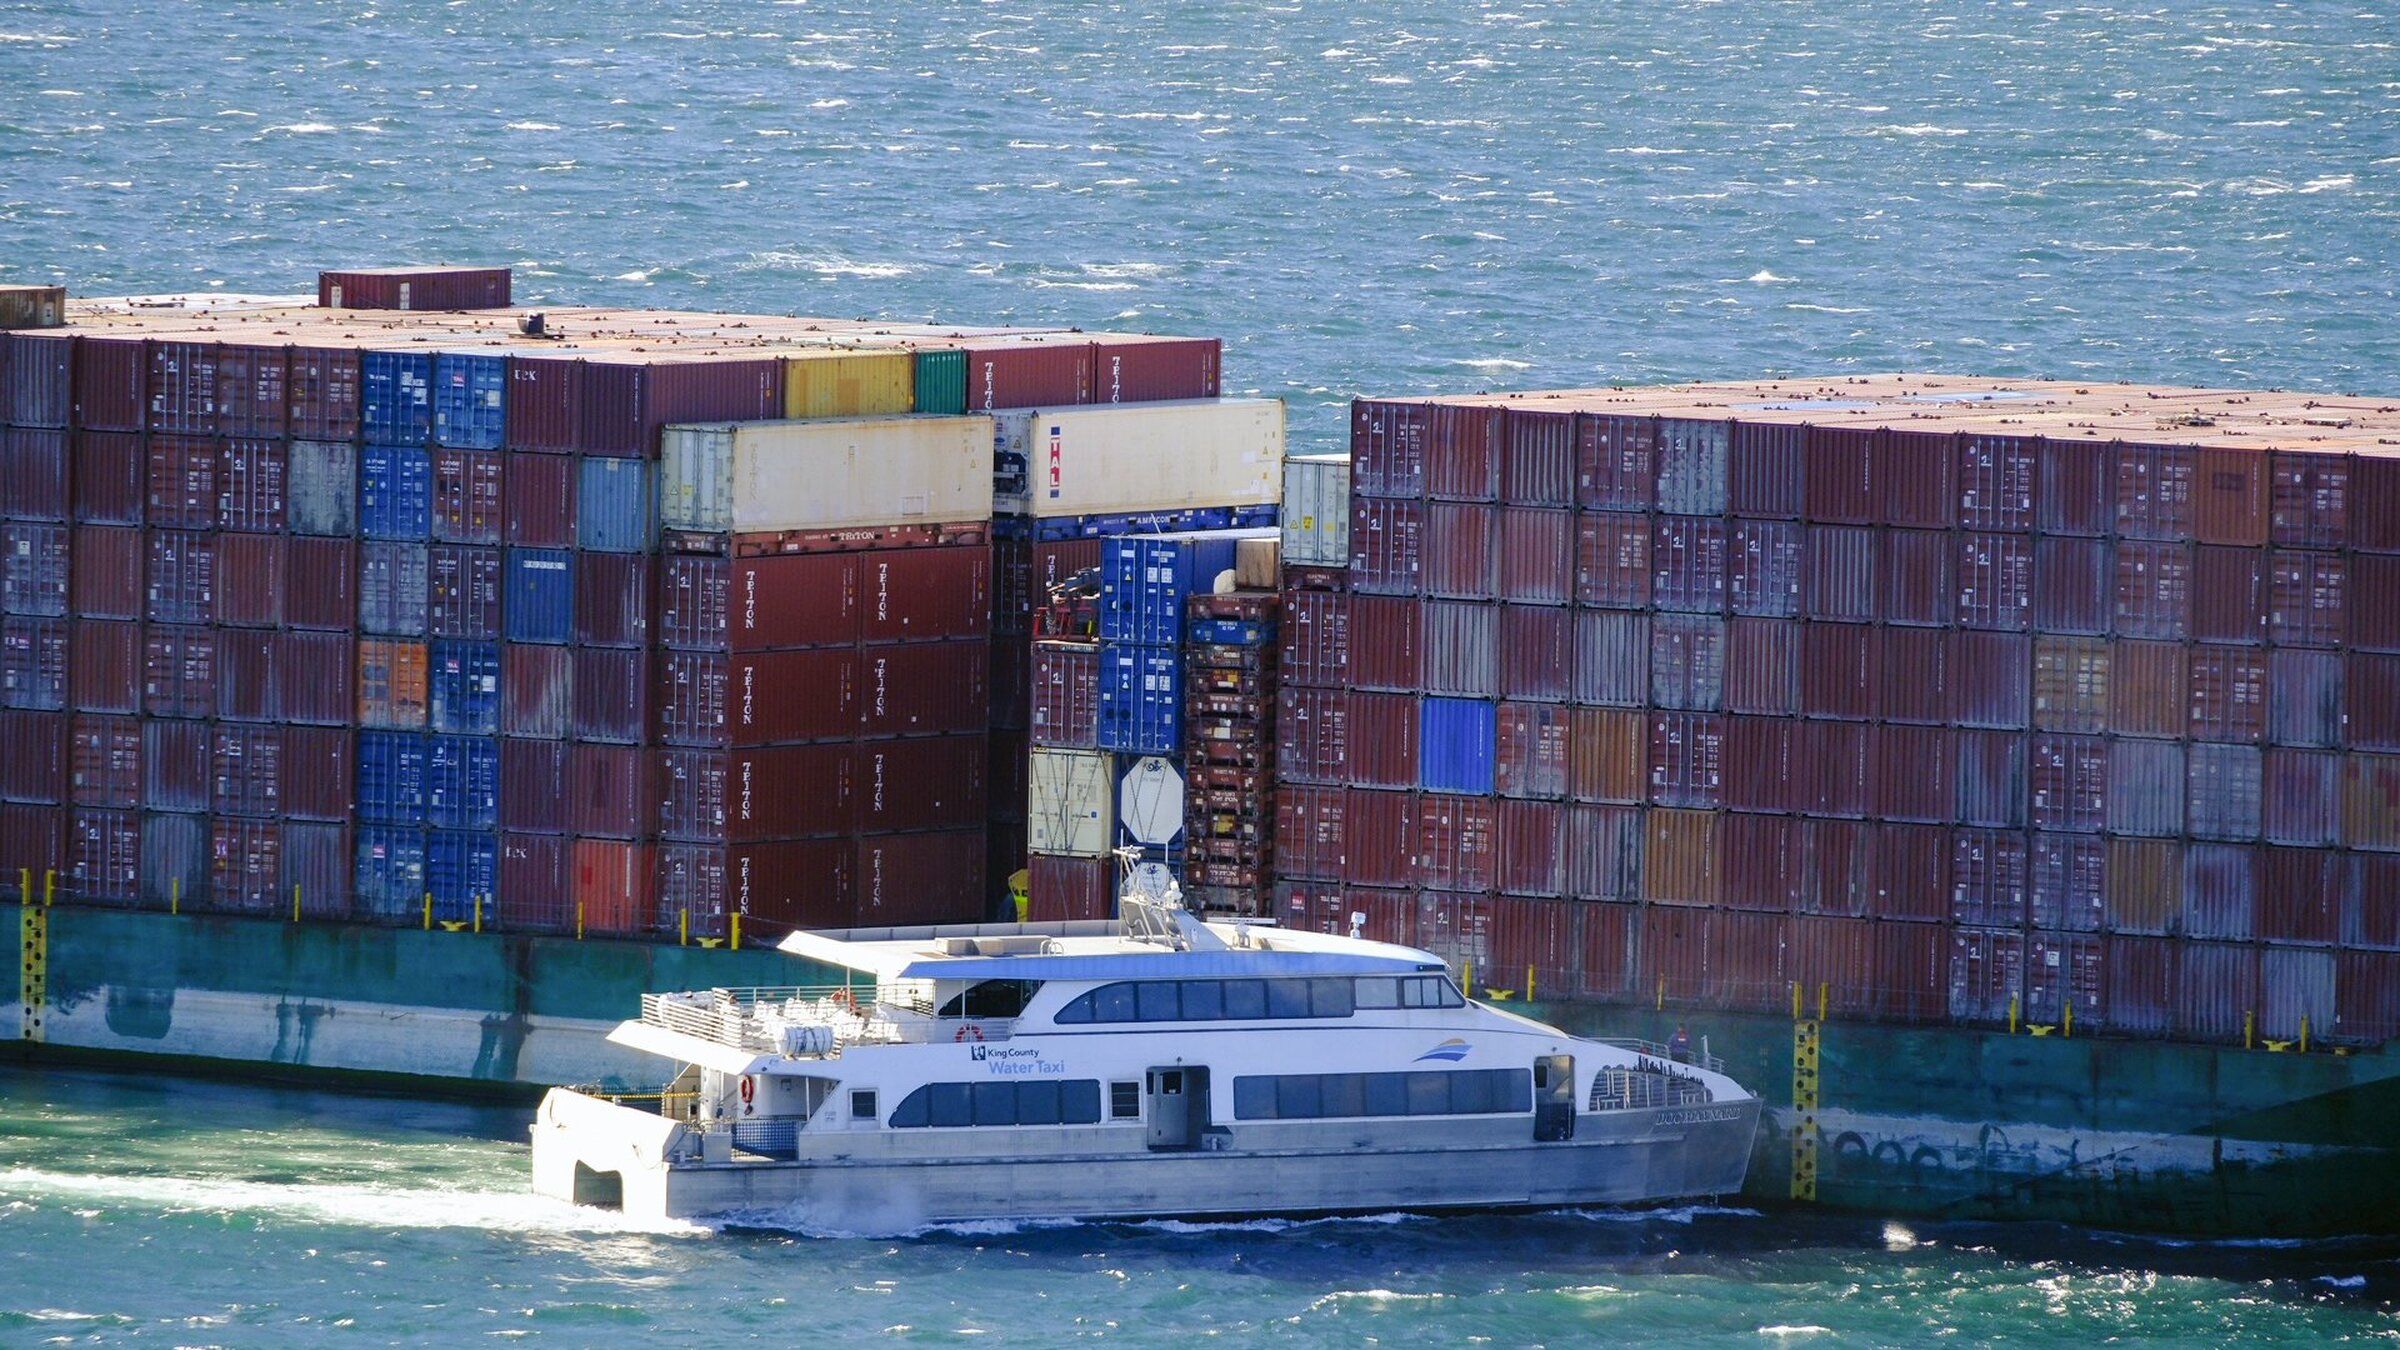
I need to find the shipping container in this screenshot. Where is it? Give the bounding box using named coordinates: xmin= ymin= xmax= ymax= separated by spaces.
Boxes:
xmin=281 ymin=725 xmax=354 ymax=821
xmin=1420 ymin=600 xmax=1498 ymax=698
xmin=218 ymin=437 xmax=287 ymax=533
xmin=3 ymin=521 xmax=68 ymax=617
xmin=70 ymin=618 xmax=139 ymax=714
xmin=360 ymin=444 xmax=433 ymax=540
xmin=144 ymin=434 xmax=215 ymax=530
xmin=214 ymin=343 xmax=288 ymax=440
xmin=571 ymin=646 xmax=653 ymax=745
xmin=2 ymin=332 xmax=73 ymax=427
xmin=2114 ymin=540 xmax=2192 ymax=640
xmin=1949 ymin=928 xmax=2024 ymax=1024
xmin=1095 ymin=643 xmax=1181 ymax=756
xmin=503 ymin=548 xmax=573 ymax=644
xmin=2032 ymin=536 xmax=2111 ymax=635
xmin=425 ymin=829 xmax=498 ymax=919
xmin=1031 ymin=640 xmax=1101 ymax=748
xmin=139 ymin=528 xmax=210 ymax=625
xmin=2038 ymin=437 xmax=2113 ymax=536
xmin=431 ymin=351 xmax=507 ymax=450
xmin=2174 ymin=942 xmax=2259 ymax=1043
xmin=1414 ymin=792 xmax=1496 ymax=892
xmin=1655 ymin=418 xmax=1729 ymax=516
xmin=288 ymin=439 xmax=357 ymax=537
xmin=71 ymin=431 xmax=143 ymax=525
xmin=67 ymin=526 xmax=138 ymax=619
xmin=357 ymin=541 xmax=428 ymax=637
xmin=2025 ymin=931 xmax=2102 ymax=1028
xmin=426 ymin=638 xmax=500 ymax=736
xmin=1279 ymin=588 xmax=1350 ymax=689
xmin=578 ymin=356 xmax=784 ymax=459
xmin=1339 ymin=788 xmax=1416 ymax=887
xmin=1493 ymin=701 xmax=1569 ymax=801
xmin=661 ymin=415 xmax=993 ymax=535
xmin=1115 ymin=754 xmax=1183 ymax=855
xmin=1 ymin=615 xmax=66 ymax=710
xmin=67 ymin=714 xmax=139 ymax=809
xmin=1348 ymin=496 xmax=1422 ymax=596
xmin=213 ymin=533 xmax=286 ymax=629
xmin=1 ymin=427 xmax=68 ymax=521
xmin=360 ymin=351 xmax=433 ymax=446
xmin=1416 ymin=697 xmax=1496 ymax=795
xmin=1100 ymin=531 xmax=1249 ymax=645
xmin=137 ymin=718 xmax=206 ymax=813
xmin=208 ymin=723 xmax=281 ymax=818
xmin=354 ymin=824 xmax=427 ymax=920
xmin=1957 ymin=434 xmax=2037 ymax=532
xmin=213 ymin=628 xmax=280 ymax=722
xmin=1878 ymin=529 xmax=1954 ymax=627
xmin=73 ymin=336 xmax=144 ymax=432
xmin=1652 ymin=516 xmax=1727 ymax=613
xmin=1576 ymin=513 xmax=1652 ymax=609
xmin=1421 ymin=502 xmax=1496 ymax=600
xmin=2191 ymin=546 xmax=2266 ymax=645
xmin=1351 ymin=401 xmax=1428 ymax=500
xmin=358 ymin=730 xmax=430 ymax=826
xmin=1027 ymin=747 xmax=1113 ymax=857
xmin=320 ymin=266 xmax=512 ymax=311
xmin=65 ymin=808 xmax=137 ymax=903
xmin=424 ymin=734 xmax=499 ymax=832
xmin=289 ymin=348 xmax=362 ymax=443
xmin=1562 ymin=804 xmax=1642 ymax=902
xmin=1281 ymin=455 xmax=1351 ymax=567
xmin=429 ymin=447 xmax=504 ymax=546
xmin=277 ymin=630 xmax=353 ymax=726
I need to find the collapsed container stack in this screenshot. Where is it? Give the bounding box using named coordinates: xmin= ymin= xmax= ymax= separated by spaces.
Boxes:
xmin=0 ymin=271 xmax=1263 ymax=943
xmin=1274 ymin=375 xmax=2400 ymax=1045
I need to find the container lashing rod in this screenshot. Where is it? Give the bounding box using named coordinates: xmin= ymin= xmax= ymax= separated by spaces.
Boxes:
xmin=1790 ymin=987 xmax=1821 ymax=1203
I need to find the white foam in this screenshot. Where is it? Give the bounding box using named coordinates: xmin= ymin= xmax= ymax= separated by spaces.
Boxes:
xmin=0 ymin=1167 xmax=705 ymax=1237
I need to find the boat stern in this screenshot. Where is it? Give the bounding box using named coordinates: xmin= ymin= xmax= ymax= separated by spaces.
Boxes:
xmin=530 ymin=1086 xmax=692 ymax=1217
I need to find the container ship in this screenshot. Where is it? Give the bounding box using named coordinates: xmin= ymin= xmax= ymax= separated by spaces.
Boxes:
xmin=3 ymin=271 xmax=2395 ymax=1237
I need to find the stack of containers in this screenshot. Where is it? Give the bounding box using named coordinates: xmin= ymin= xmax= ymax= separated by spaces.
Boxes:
xmin=1181 ymin=583 xmax=1280 ymax=914
xmin=655 ymin=412 xmax=997 ymax=938
xmin=1272 ymin=381 xmax=2400 ymax=1047
xmin=1025 ymin=637 xmax=1112 ymax=921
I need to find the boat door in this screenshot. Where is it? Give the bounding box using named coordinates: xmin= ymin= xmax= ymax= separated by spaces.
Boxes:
xmin=1534 ymin=1055 xmax=1575 ymax=1142
xmin=1145 ymin=1066 xmax=1210 ymax=1150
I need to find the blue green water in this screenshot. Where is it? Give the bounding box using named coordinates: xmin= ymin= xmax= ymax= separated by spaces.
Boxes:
xmin=6 ymin=0 xmax=2400 ymax=1338
xmin=1 ymin=1068 xmax=2394 ymax=1345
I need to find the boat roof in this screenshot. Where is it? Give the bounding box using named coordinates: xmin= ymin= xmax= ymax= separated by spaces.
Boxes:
xmin=778 ymin=919 xmax=1445 ymax=983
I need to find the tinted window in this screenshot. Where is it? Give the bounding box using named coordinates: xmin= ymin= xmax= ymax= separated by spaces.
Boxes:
xmin=1222 ymin=980 xmax=1268 ymax=1020
xmin=1110 ymin=1082 xmax=1140 ymax=1119
xmin=1136 ymin=982 xmax=1181 ymax=1022
xmin=1321 ymin=1073 xmax=1367 ymax=1117
xmin=887 ymin=1080 xmax=1108 ymax=1128
xmin=889 ymin=1088 xmax=929 ymax=1127
xmin=1406 ymin=1073 xmax=1450 ymax=1115
xmin=1354 ymin=977 xmax=1401 ymax=1009
xmin=1266 ymin=981 xmax=1310 ymax=1019
xmin=1309 ymin=978 xmax=1354 ymax=1018
xmin=1275 ymin=1075 xmax=1321 ymax=1119
xmin=1400 ymin=978 xmax=1429 ymax=1009
xmin=1062 ymin=1081 xmax=1103 ymax=1125
xmin=1055 ymin=993 xmax=1093 ymax=1024
xmin=929 ymin=1082 xmax=973 ymax=1127
xmin=938 ymin=979 xmax=1041 ymax=1019
xmin=1181 ymin=980 xmax=1224 ymax=1020
xmin=1364 ymin=1072 xmax=1410 ymax=1117
xmin=1451 ymin=1071 xmax=1495 ymax=1114
xmin=1234 ymin=1077 xmax=1277 ymax=1120
xmin=1091 ymin=983 xmax=1138 ymax=1022
xmin=1016 ymin=1081 xmax=1062 ymax=1126
xmin=972 ymin=1082 xmax=1015 ymax=1126
xmin=850 ymin=1090 xmax=878 ymax=1120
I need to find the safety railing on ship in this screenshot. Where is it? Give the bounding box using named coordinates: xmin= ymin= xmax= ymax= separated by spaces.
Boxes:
xmin=1593 ymin=1036 xmax=1725 ymax=1076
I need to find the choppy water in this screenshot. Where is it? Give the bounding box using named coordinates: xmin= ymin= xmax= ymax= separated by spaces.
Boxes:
xmin=1 ymin=1067 xmax=2395 ymax=1346
xmin=5 ymin=1 xmax=2400 ymax=1339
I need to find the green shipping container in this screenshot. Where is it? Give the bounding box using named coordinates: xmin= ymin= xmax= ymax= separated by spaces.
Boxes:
xmin=913 ymin=349 xmax=968 ymax=415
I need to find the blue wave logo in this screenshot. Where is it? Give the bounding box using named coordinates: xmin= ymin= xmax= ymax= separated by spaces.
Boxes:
xmin=1414 ymin=1038 xmax=1471 ymax=1063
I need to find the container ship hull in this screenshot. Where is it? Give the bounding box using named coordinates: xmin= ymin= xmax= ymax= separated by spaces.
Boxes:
xmin=10 ymin=902 xmax=2395 ymax=1237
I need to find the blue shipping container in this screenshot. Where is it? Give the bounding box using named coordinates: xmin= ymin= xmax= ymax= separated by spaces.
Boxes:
xmin=429 ymin=638 xmax=501 ymax=735
xmin=1096 ymin=642 xmax=1181 ymax=755
xmin=1188 ymin=617 xmax=1276 ymax=646
xmin=1099 ymin=531 xmax=1249 ymax=646
xmin=427 ymin=735 xmax=499 ymax=831
xmin=1419 ymin=697 xmax=1498 ymax=795
xmin=431 ymin=352 xmax=508 ymax=450
xmin=358 ymin=541 xmax=430 ymax=637
xmin=1231 ymin=503 xmax=1280 ymax=529
xmin=357 ymin=730 xmax=429 ymax=826
xmin=360 ymin=444 xmax=434 ymax=540
xmin=426 ymin=830 xmax=498 ymax=921
xmin=1039 ymin=507 xmax=1240 ymax=543
xmin=504 ymin=548 xmax=575 ymax=643
xmin=354 ymin=825 xmax=427 ymax=919
xmin=576 ymin=456 xmax=655 ymax=553
xmin=361 ymin=351 xmax=433 ymax=446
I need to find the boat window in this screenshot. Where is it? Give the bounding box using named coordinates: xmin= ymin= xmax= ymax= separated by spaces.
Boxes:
xmin=1136 ymin=981 xmax=1181 ymax=1022
xmin=1231 ymin=1070 xmax=1533 ymax=1121
xmin=1090 ymin=983 xmax=1138 ymax=1023
xmin=1181 ymin=980 xmax=1224 ymax=1020
xmin=887 ymin=1080 xmax=1108 ymax=1128
xmin=1221 ymin=979 xmax=1269 ymax=1020
xmin=1310 ymin=978 xmax=1355 ymax=1018
xmin=1400 ymin=978 xmax=1428 ymax=1009
xmin=850 ymin=1090 xmax=878 ymax=1121
xmin=1354 ymin=977 xmax=1401 ymax=1009
xmin=1266 ymin=981 xmax=1310 ymax=1019
xmin=1110 ymin=1082 xmax=1141 ymax=1119
xmin=938 ymin=979 xmax=1043 ymax=1020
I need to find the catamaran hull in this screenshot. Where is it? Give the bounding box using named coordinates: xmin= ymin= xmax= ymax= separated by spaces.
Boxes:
xmin=531 ymin=1088 xmax=1761 ymax=1229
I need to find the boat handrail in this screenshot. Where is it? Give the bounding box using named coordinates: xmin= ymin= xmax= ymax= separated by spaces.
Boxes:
xmin=635 ymin=986 xmax=1015 ymax=1055
xmin=1592 ymin=1036 xmax=1725 ymax=1076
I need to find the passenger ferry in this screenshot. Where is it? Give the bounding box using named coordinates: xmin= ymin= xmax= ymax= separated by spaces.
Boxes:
xmin=531 ymin=881 xmax=1761 ymax=1229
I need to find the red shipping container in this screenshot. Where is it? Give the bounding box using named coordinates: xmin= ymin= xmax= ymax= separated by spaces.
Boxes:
xmin=1089 ymin=336 xmax=1220 ymax=403
xmin=695 ymin=551 xmax=859 ymax=650
xmin=503 ymin=450 xmax=577 ymax=547
xmin=3 ymin=332 xmax=73 ymax=428
xmin=69 ymin=526 xmax=142 ymax=618
xmin=319 ymin=266 xmax=512 ymax=310
xmin=71 ymin=431 xmax=145 ymax=525
xmin=854 ymin=828 xmax=987 ymax=928
xmin=1803 ymin=427 xmax=1877 ymax=524
xmin=1727 ymin=520 xmax=1800 ymax=619
xmin=2192 ymin=447 xmax=2270 ymax=545
xmin=209 ymin=723 xmax=282 ymax=818
xmin=571 ymin=550 xmax=654 ymax=648
xmin=504 ymin=354 xmax=581 ymax=453
xmin=2114 ymin=540 xmax=2192 ymax=640
xmin=1352 ymin=400 xmax=1428 ymax=500
xmin=2336 ymin=951 xmax=2400 ymax=1043
xmin=1720 ymin=811 xmax=1798 ymax=911
xmin=280 ymin=820 xmax=351 ymax=919
xmin=2032 ymin=536 xmax=2111 ymax=635
xmin=573 ymin=839 xmax=658 ymax=936
xmin=958 ymin=341 xmax=1093 ymax=413
xmin=1349 ymin=496 xmax=1422 ymax=595
xmin=212 ymin=344 xmax=288 ymax=439
xmin=65 ymin=807 xmax=138 ymax=903
xmin=1949 ymin=630 xmax=2030 ymax=730
xmin=2114 ymin=441 xmax=2196 ymax=541
xmin=1424 ymin=405 xmax=1502 ymax=502
xmin=1563 ymin=803 xmax=1642 ymax=901
xmin=74 ymin=336 xmax=146 ymax=432
xmin=497 ymin=833 xmax=572 ymax=931
xmin=1879 ymin=529 xmax=1954 ymax=626
xmin=501 ymin=643 xmax=572 ymax=740
xmin=427 ymin=544 xmax=502 ymax=640
xmin=1274 ymin=784 xmax=1346 ymax=882
xmin=660 ymin=649 xmax=828 ymax=747
xmin=1728 ymin=421 xmax=1804 ymax=519
xmin=1949 ymin=927 xmax=2025 ymax=1024
xmin=2037 ymin=436 xmax=2114 ymax=536
xmin=1500 ymin=408 xmax=1578 ymax=508
xmin=1707 ymin=909 xmax=1789 ymax=1011
xmin=1346 ymin=595 xmax=1422 ymax=693
xmin=2262 ymin=748 xmax=2339 ymax=846
xmin=1026 ymin=853 xmax=1114 ymax=924
xmin=658 ymin=555 xmax=730 ymax=652
xmin=2181 ymin=843 xmax=2257 ymax=938
xmin=499 ymin=738 xmax=569 ymax=834
xmin=2173 ymin=942 xmax=2258 ymax=1043
xmin=1956 ymin=533 xmax=2032 ymax=631
xmin=280 ymin=725 xmax=355 ymax=821
xmin=432 ymin=448 xmax=505 ymax=544
xmin=276 ymin=631 xmax=353 ymax=726
xmin=663 ymin=838 xmax=849 ymax=935
xmin=1572 ymin=900 xmax=1639 ymax=999
xmin=143 ymin=529 xmax=214 ymax=625
xmin=2265 ymin=449 xmax=2347 ymax=549
xmin=1496 ymin=506 xmax=1572 ymax=604
xmin=213 ymin=532 xmax=286 ymax=628
xmin=1957 ymin=434 xmax=2037 ymax=532
xmin=1278 ymin=589 xmax=1349 ymax=689
xmin=2268 ymin=550 xmax=2345 ymax=648
xmin=1578 ymin=414 xmax=1656 ymax=513
xmin=857 ymin=641 xmax=990 ymax=739
xmin=1882 ymin=429 xmax=1963 ymax=528
xmin=1648 ymin=613 xmax=1724 ymax=712
xmin=1575 ymin=513 xmax=1652 ymax=609
xmin=1651 ymin=516 xmax=1727 ymax=612
xmin=140 ymin=717 xmax=208 ymax=812
xmin=1798 ymin=818 xmax=1875 ymax=918
xmin=1341 ymin=788 xmax=1417 ymax=887
xmin=1803 ymin=525 xmax=1873 ymax=621
xmin=1953 ymin=729 xmax=2026 ymax=829
xmin=859 ymin=544 xmax=991 ymax=644
xmin=0 ymin=802 xmax=63 ymax=879
xmin=1798 ymin=622 xmax=1876 ymax=720
xmin=2187 ymin=646 xmax=2267 ymax=744
xmin=1344 ymin=689 xmax=1419 ymax=789
xmin=1949 ymin=828 xmax=2028 ymax=927
xmin=207 ymin=817 xmax=281 ymax=913
xmin=70 ymin=619 xmax=139 ymax=714
xmin=1721 ymin=715 xmax=1794 ymax=813
xmin=2347 ymin=655 xmax=2400 ymax=752
xmin=568 ymin=742 xmax=652 ymax=839
xmin=1499 ymin=603 xmax=1572 ymax=703
xmin=1647 ymin=711 xmax=1724 ymax=809
xmin=1030 ymin=640 xmax=1101 ymax=748
xmin=142 ymin=624 xmax=216 ymax=720
xmin=1495 ymin=701 xmax=1569 ymax=800
xmin=2026 ymin=930 xmax=2103 ymax=1027
xmin=218 ymin=437 xmax=287 ymax=532
xmin=288 ymin=347 xmax=362 ymax=443
xmin=1276 ymin=685 xmax=1350 ymax=786
xmin=2256 ymin=846 xmax=2341 ymax=946
xmin=145 ymin=434 xmax=217 ymax=529
xmin=67 ymin=713 xmax=140 ymax=810
xmin=1874 ymin=723 xmax=1954 ymax=823
xmin=2190 ymin=546 xmax=2266 ymax=644
xmin=2348 ymin=553 xmax=2400 ymax=651
xmin=1725 ymin=618 xmax=1798 ymax=716
xmin=2 ymin=615 xmax=66 ymax=710
xmin=1 ymin=428 xmax=68 ymax=521
xmin=851 ymin=734 xmax=988 ymax=834
xmin=572 ymin=645 xmax=653 ymax=744
xmin=2094 ymin=934 xmax=2174 ymax=1035
xmin=214 ymin=629 xmax=279 ymax=723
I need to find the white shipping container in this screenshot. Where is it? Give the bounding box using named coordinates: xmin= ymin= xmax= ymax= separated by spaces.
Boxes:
xmin=1282 ymin=454 xmax=1351 ymax=566
xmin=659 ymin=415 xmax=996 ymax=535
xmin=1028 ymin=747 xmax=1115 ymax=858
xmin=992 ymin=399 xmax=1284 ymax=517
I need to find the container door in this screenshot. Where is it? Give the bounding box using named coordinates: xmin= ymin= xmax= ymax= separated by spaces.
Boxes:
xmin=1145 ymin=1067 xmax=1208 ymax=1150
xmin=1534 ymin=1055 xmax=1575 ymax=1142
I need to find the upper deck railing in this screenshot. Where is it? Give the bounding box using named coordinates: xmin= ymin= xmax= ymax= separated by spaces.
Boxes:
xmin=1593 ymin=1036 xmax=1726 ymax=1076
xmin=635 ymin=986 xmax=1014 ymax=1059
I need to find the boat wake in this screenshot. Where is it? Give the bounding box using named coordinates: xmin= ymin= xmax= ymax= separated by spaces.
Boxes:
xmin=0 ymin=1167 xmax=705 ymax=1238
xmin=716 ymin=1202 xmax=1762 ymax=1242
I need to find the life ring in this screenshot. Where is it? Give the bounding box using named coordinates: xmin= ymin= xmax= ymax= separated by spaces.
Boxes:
xmin=738 ymin=1075 xmax=755 ymax=1105
xmin=954 ymin=1023 xmax=986 ymax=1043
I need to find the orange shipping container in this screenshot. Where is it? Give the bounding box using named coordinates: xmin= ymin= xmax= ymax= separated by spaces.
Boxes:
xmin=1567 ymin=707 xmax=1646 ymax=804
xmin=574 ymin=838 xmax=657 ymax=935
xmin=2104 ymin=837 xmax=2184 ymax=935
xmin=356 ymin=639 xmax=429 ymax=729
xmin=1643 ymin=808 xmax=1720 ymax=907
xmin=2107 ymin=639 xmax=2185 ymax=739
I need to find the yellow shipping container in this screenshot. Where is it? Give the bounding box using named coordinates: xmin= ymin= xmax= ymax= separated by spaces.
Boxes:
xmin=782 ymin=349 xmax=915 ymax=419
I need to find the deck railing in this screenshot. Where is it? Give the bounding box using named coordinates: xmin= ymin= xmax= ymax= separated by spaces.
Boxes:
xmin=635 ymin=985 xmax=1014 ymax=1056
xmin=1593 ymin=1036 xmax=1725 ymax=1076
